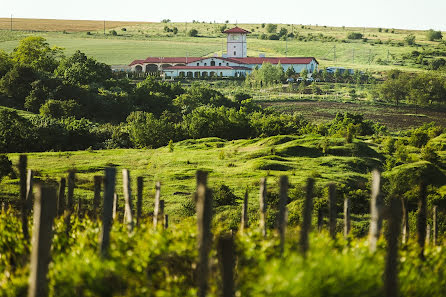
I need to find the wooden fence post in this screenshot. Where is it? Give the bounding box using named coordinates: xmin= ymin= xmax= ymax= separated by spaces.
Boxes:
xmin=240 ymin=188 xmax=249 ymax=233
xmin=57 ymin=177 xmax=66 ymax=217
xmin=122 ymin=169 xmax=134 ymax=233
xmin=277 ymin=176 xmax=288 ymax=255
xmin=67 ymin=170 xmax=75 ymax=212
xmin=259 ymin=177 xmax=267 ymax=237
xmin=369 ymin=170 xmax=384 ymax=252
xmin=19 ymin=155 xmax=29 ymax=242
xmin=401 ymin=198 xmax=409 ymax=245
xmin=328 ymin=183 xmax=337 ymax=240
xmin=26 ymin=169 xmax=34 ymax=210
xmin=384 ymin=198 xmax=402 ymax=297
xmin=417 ymin=182 xmax=427 ymax=260
xmin=159 ymin=200 xmax=165 ymax=229
xmin=433 ymin=205 xmax=437 ymax=246
xmin=426 ymin=224 xmax=431 ymax=246
xmin=299 ymin=178 xmax=314 ymax=256
xmin=164 ymin=214 xmax=169 ymax=229
xmin=93 ymin=175 xmax=102 ymax=218
xmin=136 ymin=176 xmax=143 ymax=227
xmin=27 ymin=185 xmax=57 ymax=297
xmin=112 ymin=193 xmax=118 ymax=221
xmin=153 ymin=181 xmax=161 ymax=228
xmin=317 ymin=208 xmax=323 ymax=233
xmin=196 ymin=171 xmax=212 ymax=297
xmin=218 ymin=235 xmax=235 ymax=297
xmin=99 ymin=168 xmax=116 ymax=257
xmin=344 ymin=197 xmax=351 ymax=240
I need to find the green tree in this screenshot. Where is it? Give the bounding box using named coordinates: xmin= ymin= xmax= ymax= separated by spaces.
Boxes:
xmin=0 ymin=154 xmax=12 ymax=181
xmin=39 ymin=99 xmax=82 ymax=118
xmin=0 ymin=65 xmax=38 ymax=107
xmin=347 ymin=32 xmax=363 ymax=39
xmin=404 ymin=34 xmax=416 ymax=45
xmin=285 ymin=66 xmax=296 ymax=77
xmin=24 ymin=80 xmax=51 ymax=113
xmin=301 ymin=68 xmax=309 ymax=79
xmin=0 ymin=109 xmax=36 ymax=152
xmin=426 ymin=29 xmax=443 ymax=41
xmin=266 ymin=24 xmax=277 ymax=33
xmin=0 ymin=50 xmax=13 ymax=77
xmin=11 ymin=36 xmax=63 ymax=73
xmin=188 ymin=29 xmax=198 ymax=37
xmin=126 ymin=111 xmax=175 ymax=148
xmin=378 ymin=72 xmax=409 ymax=105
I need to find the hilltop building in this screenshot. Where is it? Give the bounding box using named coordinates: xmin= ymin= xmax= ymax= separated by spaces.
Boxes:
xmin=129 ymin=26 xmax=318 ymax=78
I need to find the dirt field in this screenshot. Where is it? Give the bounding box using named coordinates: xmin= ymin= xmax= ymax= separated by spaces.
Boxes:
xmin=261 ymin=100 xmax=446 ymax=131
xmin=0 ymin=18 xmax=150 ymax=32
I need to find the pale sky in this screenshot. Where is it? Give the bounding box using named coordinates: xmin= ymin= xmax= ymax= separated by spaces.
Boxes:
xmin=2 ymin=0 xmax=446 ymax=31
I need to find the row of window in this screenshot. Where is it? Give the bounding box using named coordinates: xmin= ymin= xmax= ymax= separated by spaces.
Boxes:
xmin=196 ymin=61 xmax=230 ymax=67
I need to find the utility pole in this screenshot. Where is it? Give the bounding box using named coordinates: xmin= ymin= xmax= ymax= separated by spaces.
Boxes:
xmin=10 ymin=14 xmax=12 ymax=31
xmin=103 ymin=20 xmax=105 ymax=35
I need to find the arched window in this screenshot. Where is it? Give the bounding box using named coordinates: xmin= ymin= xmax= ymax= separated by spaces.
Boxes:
xmin=211 ymin=61 xmax=216 ymax=66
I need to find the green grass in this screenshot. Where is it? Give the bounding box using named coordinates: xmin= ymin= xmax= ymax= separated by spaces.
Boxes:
xmin=0 ymin=21 xmax=444 ymax=69
xmin=2 ymin=135 xmax=382 ymax=223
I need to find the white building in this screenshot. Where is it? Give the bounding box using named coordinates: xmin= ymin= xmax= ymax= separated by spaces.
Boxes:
xmin=129 ymin=26 xmax=318 ymax=78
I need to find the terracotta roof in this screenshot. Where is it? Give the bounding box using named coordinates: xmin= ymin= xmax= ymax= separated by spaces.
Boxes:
xmin=223 ymin=26 xmax=251 ymax=34
xmin=164 ymin=65 xmax=251 ymax=70
xmin=129 ymin=57 xmax=203 ymax=66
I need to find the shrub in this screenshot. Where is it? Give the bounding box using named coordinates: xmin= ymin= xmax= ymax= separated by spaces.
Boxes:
xmin=188 ymin=29 xmax=198 ymax=37
xmin=266 ymin=24 xmax=277 ymax=33
xmin=404 ymin=34 xmax=416 ymax=45
xmin=109 ymin=30 xmax=118 ymax=36
xmin=0 ymin=154 xmax=12 ymax=181
xmin=268 ymin=34 xmax=280 ymax=40
xmin=347 ymin=32 xmax=363 ymax=40
xmin=213 ymin=184 xmax=239 ymax=206
xmin=427 ymin=29 xmax=443 ymax=41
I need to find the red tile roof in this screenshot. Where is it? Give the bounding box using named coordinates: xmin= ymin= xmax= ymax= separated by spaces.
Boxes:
xmin=164 ymin=65 xmax=251 ymax=70
xmin=129 ymin=57 xmax=203 ymax=66
xmin=223 ymin=26 xmax=251 ymax=34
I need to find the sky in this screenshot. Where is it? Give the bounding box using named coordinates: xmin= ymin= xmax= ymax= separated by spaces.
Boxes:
xmin=2 ymin=0 xmax=446 ymax=31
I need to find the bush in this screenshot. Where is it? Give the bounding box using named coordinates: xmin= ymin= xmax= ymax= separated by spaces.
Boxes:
xmin=0 ymin=154 xmax=12 ymax=181
xmin=188 ymin=29 xmax=198 ymax=37
xmin=427 ymin=29 xmax=443 ymax=41
xmin=347 ymin=32 xmax=363 ymax=40
xmin=404 ymin=34 xmax=416 ymax=45
xmin=109 ymin=30 xmax=118 ymax=36
xmin=266 ymin=24 xmax=277 ymax=33
xmin=213 ymin=184 xmax=238 ymax=206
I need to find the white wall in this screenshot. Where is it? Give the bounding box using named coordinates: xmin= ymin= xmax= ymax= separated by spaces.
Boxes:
xmin=226 ymin=33 xmax=247 ymax=58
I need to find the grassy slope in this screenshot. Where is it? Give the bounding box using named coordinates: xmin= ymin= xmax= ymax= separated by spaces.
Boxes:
xmin=2 ymin=135 xmax=382 ymax=223
xmin=0 ymin=20 xmax=444 ymax=70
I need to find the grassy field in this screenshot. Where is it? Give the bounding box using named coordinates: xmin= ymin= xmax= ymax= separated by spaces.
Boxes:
xmin=0 ymin=19 xmax=444 ymax=70
xmin=1 ymin=135 xmax=383 ymax=223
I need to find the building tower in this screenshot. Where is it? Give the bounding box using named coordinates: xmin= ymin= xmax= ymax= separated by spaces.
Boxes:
xmin=223 ymin=26 xmax=250 ymax=58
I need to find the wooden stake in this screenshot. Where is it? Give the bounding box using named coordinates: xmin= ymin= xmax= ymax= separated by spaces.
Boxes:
xmin=240 ymin=188 xmax=249 ymax=233
xmin=93 ymin=175 xmax=102 ymax=218
xmin=433 ymin=205 xmax=437 ymax=246
xmin=401 ymin=198 xmax=409 ymax=244
xmin=417 ymin=182 xmax=427 ymax=260
xmin=67 ymin=171 xmax=75 ymax=212
xmin=328 ymin=183 xmax=337 ymax=240
xmin=153 ymin=181 xmax=161 ymax=228
xmin=159 ymin=200 xmax=165 ymax=229
xmin=57 ymin=178 xmax=66 ymax=217
xmin=369 ymin=170 xmax=384 ymax=252
xmin=112 ymin=193 xmax=118 ymax=221
xmin=122 ymin=169 xmax=134 ymax=233
xmin=277 ymin=176 xmax=288 ymax=255
xmin=28 ymin=185 xmax=57 ymax=297
xmin=196 ymin=171 xmax=212 ymax=297
xmin=164 ymin=214 xmax=169 ymax=229
xmin=99 ymin=168 xmax=116 ymax=257
xmin=426 ymin=224 xmax=431 ymax=246
xmin=317 ymin=208 xmax=323 ymax=232
xmin=299 ymin=178 xmax=314 ymax=256
xmin=26 ymin=169 xmax=34 ymax=210
xmin=218 ymin=235 xmax=235 ymax=297
xmin=259 ymin=177 xmax=267 ymax=237
xmin=344 ymin=197 xmax=351 ymax=240
xmin=384 ymin=198 xmax=402 ymax=297
xmin=136 ymin=176 xmax=143 ymax=227
xmin=19 ymin=155 xmax=29 ymax=241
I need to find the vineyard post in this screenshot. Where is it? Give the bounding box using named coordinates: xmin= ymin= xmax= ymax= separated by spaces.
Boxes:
xmin=259 ymin=177 xmax=267 ymax=237
xmin=433 ymin=205 xmax=437 ymax=246
xmin=278 ymin=176 xmax=288 ymax=255
xmin=159 ymin=200 xmax=165 ymax=229
xmin=77 ymin=197 xmax=82 ymax=217
xmin=112 ymin=193 xmax=118 ymax=221
xmin=67 ymin=170 xmax=75 ymax=212
xmin=426 ymin=224 xmax=431 ymax=246
xmin=196 ymin=171 xmax=212 ymax=297
xmin=240 ymin=188 xmax=249 ymax=233
xmin=328 ymin=183 xmax=337 ymax=240
xmin=123 ymin=169 xmax=134 ymax=233
xmin=384 ymin=198 xmax=402 ymax=297
xmin=153 ymin=181 xmax=161 ymax=228
xmin=136 ymin=176 xmax=143 ymax=227
xmin=317 ymin=208 xmax=323 ymax=233
xmin=26 ymin=169 xmax=34 ymax=210
xmin=299 ymin=178 xmax=314 ymax=256
xmin=369 ymin=170 xmax=384 ymax=253
xmin=93 ymin=176 xmax=102 ymax=218
xmin=28 ymin=185 xmax=57 ymax=297
xmin=218 ymin=235 xmax=235 ymax=297
xmin=344 ymin=197 xmax=351 ymax=240
xmin=19 ymin=155 xmax=29 ymax=241
xmin=164 ymin=214 xmax=169 ymax=229
xmin=401 ymin=198 xmax=409 ymax=244
xmin=57 ymin=177 xmax=66 ymax=217
xmin=99 ymin=168 xmax=116 ymax=257
xmin=417 ymin=182 xmax=427 ymax=260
